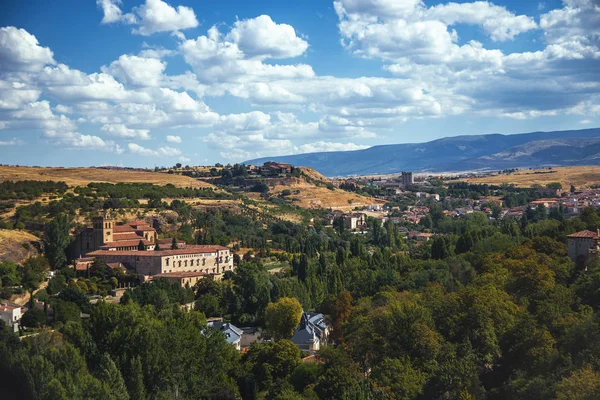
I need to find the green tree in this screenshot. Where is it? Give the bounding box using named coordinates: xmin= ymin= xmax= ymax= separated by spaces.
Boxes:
xmin=97 ymin=353 xmax=129 ymax=400
xmin=371 ymin=357 xmax=427 ymax=399
xmin=21 ymin=307 xmax=47 ymax=328
xmin=21 ymin=256 xmax=50 ymax=293
xmin=45 ymin=213 xmax=72 ymax=269
xmin=265 ymin=297 xmax=303 ymax=340
xmin=555 ymin=367 xmax=600 ymax=400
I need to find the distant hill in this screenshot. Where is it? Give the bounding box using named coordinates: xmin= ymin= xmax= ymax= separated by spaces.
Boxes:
xmin=245 ymin=128 xmax=600 ymax=176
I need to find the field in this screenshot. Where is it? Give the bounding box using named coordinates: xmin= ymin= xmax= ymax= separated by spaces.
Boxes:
xmin=0 ymin=166 xmax=213 ymax=188
xmin=0 ymin=229 xmax=42 ymax=264
xmin=465 ymin=166 xmax=600 ymax=188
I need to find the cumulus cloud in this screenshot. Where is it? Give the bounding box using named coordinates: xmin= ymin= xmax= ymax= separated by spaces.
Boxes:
xmin=100 ymin=123 xmax=151 ymax=140
xmin=103 ymin=55 xmax=167 ymax=87
xmin=96 ymin=0 xmax=136 ymax=24
xmin=179 ymin=20 xmax=314 ymax=84
xmin=166 ymin=134 xmax=181 ymax=143
xmin=97 ymin=0 xmax=197 ymax=35
xmin=0 ymin=27 xmax=55 ymax=72
xmin=128 ymin=142 xmax=182 ymax=156
xmin=133 ymin=0 xmax=198 ymax=35
xmin=226 ymin=15 xmax=309 ymax=59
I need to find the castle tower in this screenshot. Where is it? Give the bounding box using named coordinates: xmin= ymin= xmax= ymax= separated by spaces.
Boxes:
xmin=93 ymin=211 xmax=114 ymax=250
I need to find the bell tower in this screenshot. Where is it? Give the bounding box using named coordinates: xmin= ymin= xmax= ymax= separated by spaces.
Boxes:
xmin=93 ymin=211 xmax=114 ymax=250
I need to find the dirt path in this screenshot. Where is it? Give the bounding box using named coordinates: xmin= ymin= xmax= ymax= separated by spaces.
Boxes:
xmin=12 ymin=280 xmax=49 ymax=306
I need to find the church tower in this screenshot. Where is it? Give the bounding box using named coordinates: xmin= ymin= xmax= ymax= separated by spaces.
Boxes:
xmin=93 ymin=211 xmax=114 ymax=250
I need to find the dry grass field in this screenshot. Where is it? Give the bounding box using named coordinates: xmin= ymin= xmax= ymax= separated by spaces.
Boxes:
xmin=0 ymin=229 xmax=42 ymax=264
xmin=0 ymin=166 xmax=214 ymax=188
xmin=465 ymin=166 xmax=600 ymax=188
xmin=269 ymin=180 xmax=383 ymax=210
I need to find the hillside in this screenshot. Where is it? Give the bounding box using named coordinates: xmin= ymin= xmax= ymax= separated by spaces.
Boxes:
xmin=267 ymin=177 xmax=381 ymax=210
xmin=465 ymin=166 xmax=600 ymax=188
xmin=245 ymin=127 xmax=600 ymax=176
xmin=0 ymin=166 xmax=214 ymax=188
xmin=0 ymin=229 xmax=42 ymax=264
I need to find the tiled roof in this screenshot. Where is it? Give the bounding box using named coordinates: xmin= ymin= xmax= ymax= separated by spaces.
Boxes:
xmin=100 ymin=239 xmax=153 ymax=248
xmin=112 ymin=232 xmax=145 ymax=240
xmin=568 ymin=230 xmax=599 ymax=238
xmin=87 ymin=246 xmax=229 ymax=257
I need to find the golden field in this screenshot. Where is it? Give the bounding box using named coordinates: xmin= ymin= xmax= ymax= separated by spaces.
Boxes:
xmin=0 ymin=229 xmax=42 ymax=264
xmin=465 ymin=166 xmax=600 ymax=188
xmin=0 ymin=166 xmax=213 ymax=188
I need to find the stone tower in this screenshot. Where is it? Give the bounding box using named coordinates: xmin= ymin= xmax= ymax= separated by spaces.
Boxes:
xmin=93 ymin=211 xmax=114 ymax=249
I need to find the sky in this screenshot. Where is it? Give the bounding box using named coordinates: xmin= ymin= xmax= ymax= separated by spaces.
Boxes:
xmin=0 ymin=0 xmax=598 ymax=168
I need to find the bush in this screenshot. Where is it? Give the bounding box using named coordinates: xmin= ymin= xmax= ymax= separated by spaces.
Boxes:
xmin=21 ymin=307 xmax=46 ymax=328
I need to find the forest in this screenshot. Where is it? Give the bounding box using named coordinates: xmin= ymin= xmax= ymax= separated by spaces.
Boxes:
xmin=2 ymin=201 xmax=600 ymax=399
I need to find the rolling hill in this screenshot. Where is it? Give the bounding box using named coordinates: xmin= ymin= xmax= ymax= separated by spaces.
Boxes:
xmin=246 ymin=127 xmax=600 ymax=176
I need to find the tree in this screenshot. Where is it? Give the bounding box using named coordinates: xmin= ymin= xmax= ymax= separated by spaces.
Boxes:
xmin=97 ymin=353 xmax=129 ymax=400
xmin=21 ymin=256 xmax=50 ymax=293
xmin=265 ymin=297 xmax=303 ymax=340
xmin=126 ymin=356 xmax=146 ymax=400
xmin=321 ymin=291 xmax=353 ymax=344
xmin=171 ymin=237 xmax=178 ymax=250
xmin=371 ymin=357 xmax=427 ymax=400
xmin=53 ymin=300 xmax=81 ymax=325
xmin=555 ymin=367 xmax=600 ymax=400
xmin=243 ymin=340 xmax=301 ymax=391
xmin=21 ymin=307 xmax=47 ymax=328
xmin=45 ymin=213 xmax=72 ymax=270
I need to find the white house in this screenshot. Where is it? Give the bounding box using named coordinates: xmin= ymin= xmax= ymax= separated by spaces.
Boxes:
xmin=0 ymin=302 xmax=22 ymax=333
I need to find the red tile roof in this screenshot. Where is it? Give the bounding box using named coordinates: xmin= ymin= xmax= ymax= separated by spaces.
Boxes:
xmin=87 ymin=246 xmax=229 ymax=257
xmin=568 ymin=230 xmax=599 ymax=238
xmin=100 ymin=239 xmax=153 ymax=248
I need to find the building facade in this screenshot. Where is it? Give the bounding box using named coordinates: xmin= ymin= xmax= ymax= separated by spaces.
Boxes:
xmin=72 ymin=213 xmax=157 ymax=256
xmin=87 ymin=246 xmax=234 ymax=279
xmin=0 ymin=302 xmax=22 ymax=333
xmin=567 ymin=230 xmax=599 ymax=264
xmin=401 ymin=171 xmax=414 ymax=186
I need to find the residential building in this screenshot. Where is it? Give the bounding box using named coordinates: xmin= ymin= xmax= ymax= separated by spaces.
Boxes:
xmin=0 ymin=302 xmax=22 ymax=333
xmin=567 ymin=230 xmax=600 ymax=264
xmin=291 ymin=312 xmax=330 ymax=352
xmin=342 ymin=213 xmax=367 ymax=230
xmin=209 ymin=321 xmax=243 ymax=351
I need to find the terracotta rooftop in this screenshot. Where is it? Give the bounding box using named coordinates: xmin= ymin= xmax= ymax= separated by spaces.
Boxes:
xmin=87 ymin=246 xmax=229 ymax=257
xmin=567 ymin=230 xmax=599 ymax=238
xmin=100 ymin=239 xmax=153 ymax=248
xmin=0 ymin=302 xmax=21 ymax=312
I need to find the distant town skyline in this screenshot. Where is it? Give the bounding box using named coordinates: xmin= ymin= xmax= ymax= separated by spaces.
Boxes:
xmin=0 ymin=0 xmax=599 ymax=167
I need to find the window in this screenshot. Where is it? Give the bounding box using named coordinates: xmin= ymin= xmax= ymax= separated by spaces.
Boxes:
xmin=166 ymin=258 xmax=169 ymax=266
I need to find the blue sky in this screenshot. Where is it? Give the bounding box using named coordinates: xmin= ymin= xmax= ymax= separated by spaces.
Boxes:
xmin=0 ymin=0 xmax=598 ymax=167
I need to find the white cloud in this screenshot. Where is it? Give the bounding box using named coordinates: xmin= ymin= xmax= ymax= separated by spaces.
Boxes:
xmin=0 ymin=27 xmax=55 ymax=72
xmin=0 ymin=138 xmax=23 ymax=146
xmin=103 ymin=55 xmax=167 ymax=87
xmin=128 ymin=142 xmax=182 ymax=156
xmin=166 ymin=134 xmax=181 ymax=143
xmin=296 ymin=141 xmax=369 ymax=153
xmin=100 ymin=123 xmax=151 ymax=140
xmin=179 ymin=21 xmax=315 ymax=84
xmin=96 ymin=0 xmax=136 ymax=24
xmin=226 ymin=15 xmax=309 ymax=59
xmin=133 ymin=0 xmax=199 ymax=36
xmin=580 ymin=119 xmax=592 ymax=124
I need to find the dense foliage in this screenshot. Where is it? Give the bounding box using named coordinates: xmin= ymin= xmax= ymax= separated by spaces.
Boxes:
xmin=4 ymin=197 xmax=600 ymax=399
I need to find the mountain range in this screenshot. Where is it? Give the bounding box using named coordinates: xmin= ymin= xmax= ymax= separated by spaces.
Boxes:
xmin=245 ymin=128 xmax=600 ymax=176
